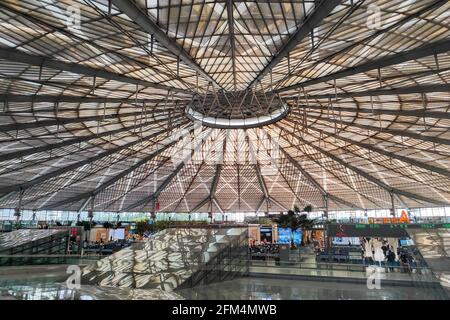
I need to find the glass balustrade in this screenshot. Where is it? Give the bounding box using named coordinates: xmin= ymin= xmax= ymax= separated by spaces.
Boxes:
xmin=80 ymin=227 xmax=248 ymax=292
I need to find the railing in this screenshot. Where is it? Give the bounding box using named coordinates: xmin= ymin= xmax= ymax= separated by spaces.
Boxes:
xmin=249 ymin=259 xmax=433 ymax=275
xmin=0 ymin=254 xmax=102 ymax=267
xmin=181 ymin=229 xmax=249 ymax=289
xmin=77 ymin=227 xmax=249 ymax=291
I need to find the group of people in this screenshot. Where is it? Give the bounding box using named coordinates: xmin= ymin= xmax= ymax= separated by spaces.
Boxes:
xmin=362 ymin=238 xmax=419 ymax=273
xmin=248 ymin=242 xmax=280 ymax=260
xmin=83 ymin=238 xmax=131 ymax=255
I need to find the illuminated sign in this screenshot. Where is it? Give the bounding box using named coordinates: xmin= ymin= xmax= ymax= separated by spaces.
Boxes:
xmin=368 ymin=210 xmax=410 ymax=224
xmin=328 ymin=222 xmax=449 ymax=237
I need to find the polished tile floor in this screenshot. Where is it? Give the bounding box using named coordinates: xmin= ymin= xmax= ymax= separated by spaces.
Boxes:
xmin=177 ymin=276 xmax=450 ymax=300
xmin=0 ymin=267 xmax=448 ymax=300
xmin=0 ymin=277 xmax=183 ymax=300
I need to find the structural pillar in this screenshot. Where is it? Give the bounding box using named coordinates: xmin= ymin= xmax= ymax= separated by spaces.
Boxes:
xmin=323 ymin=194 xmax=329 ymax=220
xmin=390 ymin=191 xmax=395 ymax=217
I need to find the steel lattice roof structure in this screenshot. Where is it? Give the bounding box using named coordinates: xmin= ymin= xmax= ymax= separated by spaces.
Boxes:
xmin=0 ymin=0 xmax=449 ymax=214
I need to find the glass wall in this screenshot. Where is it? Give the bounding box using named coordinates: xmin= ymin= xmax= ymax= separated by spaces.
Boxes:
xmin=1 ymin=207 xmax=449 ymax=223
xmin=307 ymin=207 xmax=450 ymax=222
xmin=0 ymin=208 xmax=147 ymax=222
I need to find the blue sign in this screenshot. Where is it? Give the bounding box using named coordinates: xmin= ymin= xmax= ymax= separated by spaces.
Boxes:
xmin=278 ymin=227 xmax=302 ymax=245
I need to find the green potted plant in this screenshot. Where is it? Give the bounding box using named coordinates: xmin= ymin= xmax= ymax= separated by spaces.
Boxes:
xmin=135 ymin=220 xmax=151 ymax=236
xmin=273 ymin=208 xmax=316 ymax=249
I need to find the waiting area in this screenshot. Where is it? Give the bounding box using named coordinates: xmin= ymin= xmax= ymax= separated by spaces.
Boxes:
xmin=0 ymin=0 xmax=450 ymax=305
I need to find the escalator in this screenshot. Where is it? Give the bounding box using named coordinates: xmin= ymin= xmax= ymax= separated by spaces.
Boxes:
xmin=81 ymin=227 xmax=248 ymax=292
xmin=407 ymin=228 xmax=450 ymax=298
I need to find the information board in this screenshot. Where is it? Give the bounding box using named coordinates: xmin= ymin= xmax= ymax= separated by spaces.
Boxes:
xmin=327 ymin=223 xmax=450 ymax=237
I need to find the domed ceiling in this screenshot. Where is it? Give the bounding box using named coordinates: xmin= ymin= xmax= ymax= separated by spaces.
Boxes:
xmin=0 ymin=0 xmax=449 ymax=214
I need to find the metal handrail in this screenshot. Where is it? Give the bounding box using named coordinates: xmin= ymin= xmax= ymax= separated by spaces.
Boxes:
xmin=0 ymin=254 xmax=102 ymax=259
xmin=247 ymin=259 xmax=436 ymax=281
xmin=0 ymin=254 xmax=103 ymax=267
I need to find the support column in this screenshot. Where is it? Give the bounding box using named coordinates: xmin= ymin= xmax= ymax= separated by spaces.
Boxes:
xmin=390 ymin=191 xmax=395 ymax=217
xmin=14 ymin=187 xmax=24 ymax=223
xmin=323 ymin=194 xmax=329 ymax=220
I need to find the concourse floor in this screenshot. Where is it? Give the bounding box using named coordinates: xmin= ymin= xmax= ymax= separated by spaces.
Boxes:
xmin=0 ymin=265 xmax=448 ymax=300
xmin=176 ymin=276 xmax=449 ymax=300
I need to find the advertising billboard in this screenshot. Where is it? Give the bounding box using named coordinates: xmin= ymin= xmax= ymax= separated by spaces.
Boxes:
xmin=278 ymin=227 xmax=302 ymax=245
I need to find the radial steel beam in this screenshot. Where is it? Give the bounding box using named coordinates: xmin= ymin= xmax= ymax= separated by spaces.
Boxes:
xmin=268 ymin=130 xmax=361 ymax=209
xmin=290 ymin=110 xmax=450 ymax=146
xmin=268 ymin=197 xmax=288 ymax=212
xmin=212 ymin=197 xmax=224 ymax=214
xmin=190 ymin=197 xmax=211 ymax=214
xmin=0 ymin=114 xmax=184 ymax=162
xmin=111 ymin=0 xmax=220 ymax=89
xmin=0 ymin=94 xmax=190 ymax=104
xmin=210 ymin=138 xmax=226 ymax=199
xmin=0 ymin=122 xmax=189 ymax=195
xmin=0 ymin=46 xmax=190 ymax=94
xmin=284 ymin=84 xmax=450 ymax=100
xmin=254 ymin=164 xmax=269 ymax=199
xmin=189 ymin=136 xmax=225 ymax=214
xmin=255 ymin=196 xmax=267 ymax=213
xmin=297 ymin=122 xmax=450 ymax=179
xmin=40 ymin=137 xmax=181 ymax=210
xmin=273 ymin=128 xmax=384 ymax=209
xmin=282 ymin=118 xmax=446 ymax=209
xmin=123 ymin=160 xmax=186 ymax=212
xmin=210 ymin=164 xmax=223 ymax=198
xmin=248 ymin=0 xmax=341 ymax=88
xmin=101 ymin=155 xmax=174 ymax=212
xmin=253 ymin=163 xmax=291 ymax=211
xmin=279 ymin=147 xmax=327 ymax=195
xmin=248 ymin=131 xmax=270 ymax=200
xmin=0 ymin=111 xmax=142 ymax=133
xmin=279 ymin=146 xmax=359 ymax=209
xmin=124 ymin=127 xmax=212 ymax=212
xmin=77 ymin=196 xmax=91 ymax=213
xmin=395 ymin=193 xmax=409 ymax=209
xmin=0 ymin=108 xmax=182 ymax=133
xmin=254 ymin=162 xmax=290 ymax=211
xmin=0 ymin=191 xmax=13 ymax=203
xmin=0 ymin=1 xmax=195 ymax=91
xmin=273 ymin=123 xmax=448 ymax=206
xmin=226 ymin=0 xmax=237 ymax=90
xmin=276 ymin=127 xmax=415 ymax=208
xmin=148 ymin=161 xmax=186 ymax=202
xmin=258 ymin=129 xmax=315 ymax=208
xmin=290 ymin=102 xmax=450 ymax=120
xmin=273 ymin=0 xmax=446 ymax=92
xmin=255 ymin=196 xmax=288 ymax=213
xmin=173 ymin=162 xmax=205 ymax=212
xmin=189 ymin=163 xmax=223 ymax=214
xmin=276 ymin=38 xmax=450 ymax=93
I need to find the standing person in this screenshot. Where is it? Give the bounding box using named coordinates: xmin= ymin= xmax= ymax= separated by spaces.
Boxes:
xmin=374 ymin=246 xmax=384 ymax=267
xmin=386 ymin=250 xmax=396 ymax=272
xmin=400 ymin=252 xmax=408 ymax=273
xmin=381 ymin=242 xmax=388 ymax=256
